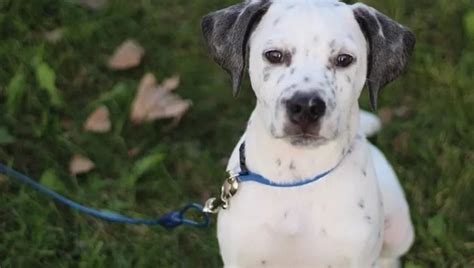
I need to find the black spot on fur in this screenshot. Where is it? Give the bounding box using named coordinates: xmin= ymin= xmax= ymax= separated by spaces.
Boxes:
xmin=346 ymin=75 xmax=352 ymax=83
xmin=290 ymin=68 xmax=296 ymax=75
xmin=289 ymin=161 xmax=296 ymax=170
xmin=273 ymin=17 xmax=280 ymax=26
xmin=321 ymin=228 xmax=328 ymax=236
xmin=328 ymin=100 xmax=336 ymax=110
xmin=362 ymin=169 xmax=367 ymax=177
xmin=358 ymin=199 xmax=365 ymax=209
xmin=277 ymin=74 xmax=285 ymax=84
xmin=291 ymin=47 xmax=297 ymax=55
xmin=365 ymin=215 xmax=372 ymax=223
xmin=304 ymin=76 xmax=310 ymax=83
xmin=341 ymin=147 xmax=347 ymax=156
xmin=270 ymin=124 xmax=277 ymax=136
xmin=276 ymin=159 xmax=282 ymax=166
xmin=263 ymin=73 xmax=270 ymax=81
xmin=283 ymin=51 xmax=292 ymax=66
xmin=261 ymin=260 xmax=267 ymax=265
xmin=384 ymin=217 xmax=391 ymax=228
xmin=284 ymin=84 xmax=297 ymax=92
xmin=329 ymin=40 xmax=337 ymax=55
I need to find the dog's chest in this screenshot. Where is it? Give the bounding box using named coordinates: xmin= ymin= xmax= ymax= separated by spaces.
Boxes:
xmin=217 ymin=151 xmax=383 ymax=267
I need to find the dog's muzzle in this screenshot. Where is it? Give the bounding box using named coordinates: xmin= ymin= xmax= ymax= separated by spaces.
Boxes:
xmin=285 ymin=91 xmax=326 ymax=132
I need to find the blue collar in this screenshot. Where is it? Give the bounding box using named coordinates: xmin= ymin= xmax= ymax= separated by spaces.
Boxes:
xmin=237 ymin=142 xmax=344 ymax=188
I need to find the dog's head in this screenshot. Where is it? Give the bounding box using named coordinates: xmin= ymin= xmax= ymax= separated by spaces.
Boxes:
xmin=202 ymin=0 xmax=415 ymax=146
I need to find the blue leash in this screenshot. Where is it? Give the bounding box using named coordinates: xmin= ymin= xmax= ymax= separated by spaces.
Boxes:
xmin=0 ymin=163 xmax=210 ymax=229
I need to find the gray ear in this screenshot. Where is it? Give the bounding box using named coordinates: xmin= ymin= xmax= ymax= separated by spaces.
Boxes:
xmin=202 ymin=0 xmax=271 ymax=96
xmin=352 ymin=3 xmax=416 ymax=109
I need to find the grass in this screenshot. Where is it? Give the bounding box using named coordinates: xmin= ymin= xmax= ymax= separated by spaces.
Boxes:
xmin=0 ymin=0 xmax=472 ymax=267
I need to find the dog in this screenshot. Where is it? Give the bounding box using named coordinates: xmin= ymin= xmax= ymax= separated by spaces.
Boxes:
xmin=202 ymin=0 xmax=415 ymax=267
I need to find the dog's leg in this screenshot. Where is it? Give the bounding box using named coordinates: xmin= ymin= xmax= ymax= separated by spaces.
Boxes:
xmin=370 ymin=144 xmax=415 ymax=258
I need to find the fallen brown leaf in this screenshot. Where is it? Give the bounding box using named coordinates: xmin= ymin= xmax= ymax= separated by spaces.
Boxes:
xmin=107 ymin=39 xmax=145 ymax=70
xmin=127 ymin=147 xmax=142 ymax=158
xmin=393 ymin=105 xmax=412 ymax=118
xmin=83 ymin=105 xmax=111 ymax=133
xmin=378 ymin=107 xmax=394 ymax=125
xmin=161 ymin=75 xmax=180 ymax=92
xmin=61 ymin=117 xmax=74 ymax=130
xmin=393 ymin=132 xmax=411 ymax=155
xmin=69 ymin=155 xmax=95 ymax=176
xmin=130 ymin=73 xmax=156 ymax=122
xmin=78 ymin=0 xmax=107 ymax=10
xmin=130 ymin=73 xmax=192 ymax=124
xmin=44 ymin=28 xmax=64 ymax=43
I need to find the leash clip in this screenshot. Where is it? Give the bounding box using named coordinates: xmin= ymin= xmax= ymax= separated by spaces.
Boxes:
xmin=203 ymin=172 xmax=240 ymax=214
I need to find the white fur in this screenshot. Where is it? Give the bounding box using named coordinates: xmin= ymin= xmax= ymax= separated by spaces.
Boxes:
xmin=217 ymin=1 xmax=414 ymax=267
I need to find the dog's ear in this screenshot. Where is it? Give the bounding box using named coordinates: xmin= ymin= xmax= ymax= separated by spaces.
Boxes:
xmin=352 ymin=3 xmax=416 ymax=110
xmin=202 ymin=0 xmax=271 ymax=96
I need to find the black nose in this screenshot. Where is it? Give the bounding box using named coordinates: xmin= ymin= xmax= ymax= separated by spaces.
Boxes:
xmin=286 ymin=93 xmax=326 ymax=128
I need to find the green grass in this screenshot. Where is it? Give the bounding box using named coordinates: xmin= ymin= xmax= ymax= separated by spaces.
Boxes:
xmin=0 ymin=0 xmax=473 ymax=266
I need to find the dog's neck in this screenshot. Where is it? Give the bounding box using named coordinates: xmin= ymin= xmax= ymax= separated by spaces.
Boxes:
xmin=244 ymin=106 xmax=360 ymax=183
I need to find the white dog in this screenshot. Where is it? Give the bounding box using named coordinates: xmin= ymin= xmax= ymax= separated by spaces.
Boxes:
xmin=202 ymin=0 xmax=415 ymax=267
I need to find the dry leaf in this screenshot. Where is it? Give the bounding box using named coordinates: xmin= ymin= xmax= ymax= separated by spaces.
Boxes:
xmin=130 ymin=73 xmax=157 ymax=122
xmin=78 ymin=0 xmax=107 ymax=10
xmin=130 ymin=73 xmax=192 ymax=124
xmin=393 ymin=132 xmax=411 ymax=155
xmin=44 ymin=28 xmax=64 ymax=43
xmin=161 ymin=75 xmax=180 ymax=92
xmin=83 ymin=106 xmax=111 ymax=133
xmin=61 ymin=117 xmax=74 ymax=130
xmin=107 ymin=39 xmax=145 ymax=70
xmin=393 ymin=106 xmax=412 ymax=118
xmin=69 ymin=155 xmax=95 ymax=176
xmin=127 ymin=147 xmax=141 ymax=158
xmin=378 ymin=107 xmax=394 ymax=125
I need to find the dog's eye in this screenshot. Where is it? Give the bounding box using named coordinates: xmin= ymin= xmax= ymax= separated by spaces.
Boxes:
xmin=335 ymin=54 xmax=354 ymax=68
xmin=264 ymin=50 xmax=284 ymax=64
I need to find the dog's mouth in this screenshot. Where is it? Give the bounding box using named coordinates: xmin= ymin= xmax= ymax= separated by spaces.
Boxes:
xmin=288 ymin=133 xmax=327 ymax=146
xmin=281 ymin=125 xmax=327 ymax=146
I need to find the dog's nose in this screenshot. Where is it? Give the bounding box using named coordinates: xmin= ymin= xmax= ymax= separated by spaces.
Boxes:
xmin=286 ymin=93 xmax=326 ymax=128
